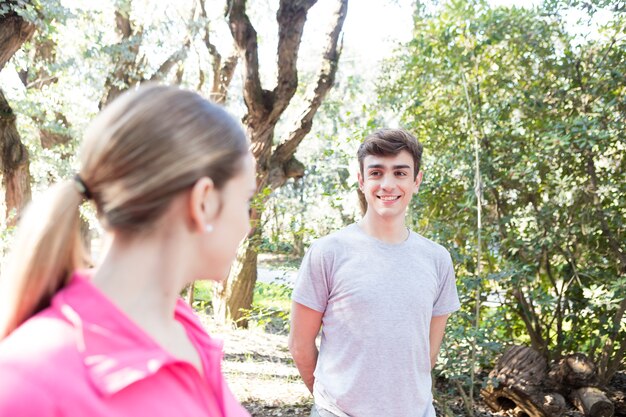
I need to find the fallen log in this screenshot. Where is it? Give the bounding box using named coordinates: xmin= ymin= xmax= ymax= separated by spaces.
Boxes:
xmin=549 ymin=353 xmax=598 ymax=391
xmin=481 ymin=345 xmax=566 ymax=417
xmin=571 ymin=387 xmax=614 ymax=417
xmin=482 ymin=346 xmax=616 ymax=417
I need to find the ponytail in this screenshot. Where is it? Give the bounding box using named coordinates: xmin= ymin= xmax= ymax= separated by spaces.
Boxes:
xmin=0 ymin=180 xmax=90 ymax=339
xmin=0 ymin=85 xmax=249 ymax=339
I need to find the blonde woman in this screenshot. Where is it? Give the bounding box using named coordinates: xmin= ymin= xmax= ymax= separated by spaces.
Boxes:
xmin=0 ymin=85 xmax=255 ymax=417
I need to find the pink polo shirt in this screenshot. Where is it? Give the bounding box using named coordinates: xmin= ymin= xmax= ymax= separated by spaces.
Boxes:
xmin=0 ymin=273 xmax=250 ymax=417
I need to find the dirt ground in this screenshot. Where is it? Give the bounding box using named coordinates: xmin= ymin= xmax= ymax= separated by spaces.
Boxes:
xmin=200 ymin=315 xmax=625 ymax=417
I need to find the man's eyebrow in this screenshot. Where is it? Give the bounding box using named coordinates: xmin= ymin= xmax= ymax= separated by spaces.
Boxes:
xmin=366 ymin=164 xmax=411 ymax=170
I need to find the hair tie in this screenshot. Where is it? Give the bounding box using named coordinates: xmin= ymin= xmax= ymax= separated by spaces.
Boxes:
xmin=74 ymin=174 xmax=92 ymax=200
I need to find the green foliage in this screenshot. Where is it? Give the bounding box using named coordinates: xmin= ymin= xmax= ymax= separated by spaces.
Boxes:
xmin=236 ymin=280 xmax=294 ymax=335
xmin=437 ymin=275 xmax=505 ymax=383
xmin=382 ymin=0 xmax=626 ymax=386
xmin=0 ymin=226 xmax=16 ymax=269
xmin=259 ymin=237 xmax=295 ymax=255
xmin=192 ymin=280 xmax=213 ymax=303
xmin=4 ymin=0 xmax=71 ymax=32
xmin=3 ymin=0 xmax=623 ymax=394
xmin=6 ymin=0 xmax=114 ymax=200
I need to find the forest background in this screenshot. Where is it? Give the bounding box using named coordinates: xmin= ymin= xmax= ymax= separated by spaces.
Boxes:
xmin=0 ymin=0 xmax=624 ymax=416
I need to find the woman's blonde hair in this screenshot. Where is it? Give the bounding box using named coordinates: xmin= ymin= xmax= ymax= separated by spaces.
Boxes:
xmin=0 ymin=85 xmax=249 ymax=339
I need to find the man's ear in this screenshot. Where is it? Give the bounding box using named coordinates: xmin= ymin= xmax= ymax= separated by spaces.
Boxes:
xmin=357 ymin=171 xmax=364 ymax=191
xmin=189 ymin=177 xmax=218 ymax=233
xmin=413 ymin=171 xmax=423 ymax=194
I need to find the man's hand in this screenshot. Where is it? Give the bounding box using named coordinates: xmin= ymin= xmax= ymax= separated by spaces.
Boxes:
xmin=429 ymin=314 xmax=450 ymax=369
xmin=288 ymin=302 xmax=323 ymax=393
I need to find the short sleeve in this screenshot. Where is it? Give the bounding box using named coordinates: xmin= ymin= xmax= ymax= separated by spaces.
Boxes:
xmin=292 ymin=241 xmax=331 ymax=313
xmin=432 ymin=250 xmax=461 ymax=316
xmin=0 ymin=366 xmax=57 ymax=417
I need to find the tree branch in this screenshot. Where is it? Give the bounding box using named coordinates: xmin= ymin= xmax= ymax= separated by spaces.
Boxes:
xmin=270 ymin=0 xmax=318 ymax=119
xmin=226 ymin=0 xmax=265 ymax=116
xmin=271 ymin=0 xmax=348 ymax=167
xmin=150 ymin=37 xmax=191 ymax=82
xmin=513 ymin=286 xmax=548 ymax=357
xmin=199 ymin=0 xmax=238 ymax=103
xmin=214 ymin=54 xmax=239 ymax=103
xmin=150 ymin=4 xmax=197 ymax=82
xmin=200 ymin=0 xmax=223 ymax=94
xmin=0 ymin=9 xmax=36 ymax=71
xmin=100 ymin=10 xmax=144 ymax=108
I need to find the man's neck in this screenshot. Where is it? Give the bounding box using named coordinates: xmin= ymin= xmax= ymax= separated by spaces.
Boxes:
xmin=358 ymin=212 xmax=409 ymax=244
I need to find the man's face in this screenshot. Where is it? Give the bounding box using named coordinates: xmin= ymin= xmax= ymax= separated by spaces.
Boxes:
xmin=358 ymin=150 xmax=422 ymax=221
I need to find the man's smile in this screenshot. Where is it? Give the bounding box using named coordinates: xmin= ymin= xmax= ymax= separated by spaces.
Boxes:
xmin=377 ymin=195 xmax=401 ymax=201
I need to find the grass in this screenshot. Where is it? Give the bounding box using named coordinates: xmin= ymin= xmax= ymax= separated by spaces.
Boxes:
xmin=190 ymin=278 xmax=293 ymax=309
xmin=193 ymin=280 xmax=213 ymax=302
xmin=258 ymin=252 xmax=302 ymax=271
xmin=254 ymin=281 xmax=292 ymax=310
xmin=246 ymin=281 xmax=292 ymax=334
xmin=189 ymin=263 xmax=295 ymax=334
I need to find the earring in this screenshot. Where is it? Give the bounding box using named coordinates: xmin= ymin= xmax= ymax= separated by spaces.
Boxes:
xmin=205 ymin=224 xmax=214 ymax=233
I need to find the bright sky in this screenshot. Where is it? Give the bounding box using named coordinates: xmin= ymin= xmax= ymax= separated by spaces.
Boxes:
xmin=339 ymin=0 xmax=610 ymax=65
xmin=0 ymin=0 xmax=612 ymax=97
xmin=341 ymin=0 xmax=415 ymax=64
xmin=337 ymin=0 xmax=545 ymax=65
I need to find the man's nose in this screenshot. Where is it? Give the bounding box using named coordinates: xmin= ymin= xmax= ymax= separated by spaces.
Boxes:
xmin=381 ymin=174 xmax=395 ymax=189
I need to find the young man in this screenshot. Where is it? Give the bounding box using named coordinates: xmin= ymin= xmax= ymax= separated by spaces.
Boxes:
xmin=289 ymin=128 xmax=460 ymax=417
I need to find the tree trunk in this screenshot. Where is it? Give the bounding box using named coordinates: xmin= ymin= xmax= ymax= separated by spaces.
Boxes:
xmin=0 ymin=7 xmax=36 ymax=72
xmin=211 ymin=0 xmax=348 ymax=327
xmin=0 ymin=90 xmax=32 ymax=224
xmin=187 ymin=281 xmax=195 ymax=305
xmin=0 ymin=5 xmax=35 ymax=223
xmin=213 ymin=234 xmax=258 ymax=327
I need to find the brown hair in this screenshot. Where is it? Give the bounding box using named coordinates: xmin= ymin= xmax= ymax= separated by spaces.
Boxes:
xmin=357 ymin=128 xmax=423 ymax=179
xmin=0 ymin=85 xmax=249 ymax=339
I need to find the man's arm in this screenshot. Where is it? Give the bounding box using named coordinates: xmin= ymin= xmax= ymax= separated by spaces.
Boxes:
xmin=288 ymin=301 xmax=323 ymax=393
xmin=429 ymin=314 xmax=450 ymax=369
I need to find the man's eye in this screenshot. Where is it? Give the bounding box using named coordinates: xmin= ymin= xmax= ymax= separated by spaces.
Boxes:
xmin=395 ymin=171 xmax=407 ymax=176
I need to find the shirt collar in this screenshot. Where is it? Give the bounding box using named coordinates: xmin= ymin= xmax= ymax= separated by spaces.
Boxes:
xmin=51 ymin=272 xmax=223 ymax=396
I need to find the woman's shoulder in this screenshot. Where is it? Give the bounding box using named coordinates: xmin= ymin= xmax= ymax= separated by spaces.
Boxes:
xmin=0 ymin=311 xmax=81 ymax=382
xmin=0 ymin=313 xmax=78 ymax=416
xmin=0 ymin=363 xmax=58 ymax=416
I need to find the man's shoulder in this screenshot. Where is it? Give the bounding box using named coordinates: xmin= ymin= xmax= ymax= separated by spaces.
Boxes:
xmin=309 ymin=224 xmax=357 ymax=251
xmin=409 ymin=231 xmax=452 ymax=259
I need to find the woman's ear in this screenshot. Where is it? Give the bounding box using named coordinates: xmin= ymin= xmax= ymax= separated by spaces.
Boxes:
xmin=189 ymin=177 xmax=218 ymax=233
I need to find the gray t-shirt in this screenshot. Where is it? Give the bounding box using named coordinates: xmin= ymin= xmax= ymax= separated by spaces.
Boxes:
xmin=292 ymin=223 xmax=460 ymax=417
